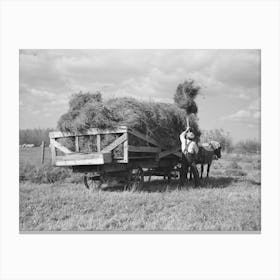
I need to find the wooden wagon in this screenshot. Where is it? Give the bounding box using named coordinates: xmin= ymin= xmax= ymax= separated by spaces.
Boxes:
xmin=49 ymin=126 xmax=182 ymax=190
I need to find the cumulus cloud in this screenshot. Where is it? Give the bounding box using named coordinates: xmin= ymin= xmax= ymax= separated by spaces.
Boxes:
xmin=248 ymin=98 xmax=261 ymax=110
xmin=19 ymin=49 xmax=261 ymax=141
xmin=20 ymin=49 xmax=260 ymax=100
xmin=253 ymin=111 xmax=261 ymax=119
xmin=222 ymin=95 xmax=260 ymax=123
xmin=225 ymin=110 xmax=251 ymax=120
xmin=211 ymin=50 xmax=260 ymax=88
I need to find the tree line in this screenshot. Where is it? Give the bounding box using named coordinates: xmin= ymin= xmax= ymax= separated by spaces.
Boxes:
xmin=19 ymin=128 xmax=53 ymax=146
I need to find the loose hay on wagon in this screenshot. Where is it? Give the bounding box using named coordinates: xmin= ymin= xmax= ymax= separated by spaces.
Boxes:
xmin=49 ymin=126 xmax=182 ymax=191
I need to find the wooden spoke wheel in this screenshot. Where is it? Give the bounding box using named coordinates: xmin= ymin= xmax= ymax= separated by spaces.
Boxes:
xmin=84 ymin=173 xmax=103 ymax=190
xmin=127 ymin=167 xmax=144 ymax=192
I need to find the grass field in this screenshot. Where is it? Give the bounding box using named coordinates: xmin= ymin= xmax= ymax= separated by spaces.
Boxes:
xmin=19 ymin=148 xmax=261 ymax=231
xmin=20 ymin=146 xmax=52 ymax=166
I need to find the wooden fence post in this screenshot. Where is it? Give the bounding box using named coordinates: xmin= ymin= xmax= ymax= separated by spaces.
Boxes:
xmin=96 ymin=134 xmax=101 ymax=152
xmin=75 ymin=136 xmax=79 ymax=152
xmin=41 ymin=141 xmax=45 ymax=164
xmin=50 ymin=139 xmax=56 ymax=165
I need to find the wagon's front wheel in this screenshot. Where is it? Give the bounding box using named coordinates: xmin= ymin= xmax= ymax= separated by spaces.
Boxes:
xmin=84 ymin=173 xmax=103 ymax=190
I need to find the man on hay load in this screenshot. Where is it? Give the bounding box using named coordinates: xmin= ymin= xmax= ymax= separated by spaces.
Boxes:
xmin=179 ymin=125 xmax=200 ymax=188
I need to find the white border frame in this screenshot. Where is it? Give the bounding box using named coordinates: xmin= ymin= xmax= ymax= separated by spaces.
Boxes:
xmin=1 ymin=1 xmax=280 ymax=279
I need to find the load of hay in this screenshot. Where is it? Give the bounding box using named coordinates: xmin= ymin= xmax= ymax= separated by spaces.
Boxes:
xmin=57 ymin=80 xmax=201 ymax=151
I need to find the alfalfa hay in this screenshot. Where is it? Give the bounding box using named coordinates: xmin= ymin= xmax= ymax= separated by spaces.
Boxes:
xmin=57 ymin=80 xmax=201 ymax=152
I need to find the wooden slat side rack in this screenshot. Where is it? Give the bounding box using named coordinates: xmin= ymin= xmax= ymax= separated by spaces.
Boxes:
xmin=49 ymin=126 xmax=176 ymax=167
xmin=49 ymin=126 xmax=182 ymax=190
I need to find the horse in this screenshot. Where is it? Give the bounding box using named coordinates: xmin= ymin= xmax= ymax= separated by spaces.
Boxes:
xmin=188 ymin=141 xmax=221 ymax=179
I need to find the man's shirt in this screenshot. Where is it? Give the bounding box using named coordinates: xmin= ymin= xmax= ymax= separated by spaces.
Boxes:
xmin=180 ymin=131 xmax=199 ymax=154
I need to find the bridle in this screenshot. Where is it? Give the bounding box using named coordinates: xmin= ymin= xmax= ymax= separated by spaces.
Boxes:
xmin=209 ymin=142 xmax=215 ymax=150
xmin=209 ymin=141 xmax=220 ymax=151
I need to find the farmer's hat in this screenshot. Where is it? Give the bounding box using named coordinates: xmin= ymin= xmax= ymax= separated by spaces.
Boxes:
xmin=187 ymin=131 xmax=195 ymax=139
xmin=186 ymin=127 xmax=195 ymax=139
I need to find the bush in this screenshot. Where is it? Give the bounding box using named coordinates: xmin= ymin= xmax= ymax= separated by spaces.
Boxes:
xmin=19 ymin=163 xmax=36 ymax=181
xmin=225 ymin=169 xmax=247 ymax=177
xmin=234 ymin=140 xmax=261 ymax=154
xmin=224 ymin=159 xmax=247 ymax=177
xmin=227 ymin=160 xmax=242 ymax=170
xmin=20 ymin=163 xmax=71 ymax=184
xmin=65 ymin=173 xmax=84 ymax=184
xmin=253 ymin=161 xmax=261 ymax=170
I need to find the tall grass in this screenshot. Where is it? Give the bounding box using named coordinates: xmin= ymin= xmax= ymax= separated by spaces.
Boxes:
xmin=19 ymin=181 xmax=261 ymax=231
xmin=19 ymin=152 xmax=261 ymax=231
xmin=19 ymin=163 xmax=72 ymax=184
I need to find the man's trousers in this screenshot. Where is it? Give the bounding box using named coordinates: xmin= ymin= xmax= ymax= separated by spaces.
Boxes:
xmin=180 ymin=152 xmax=200 ymax=187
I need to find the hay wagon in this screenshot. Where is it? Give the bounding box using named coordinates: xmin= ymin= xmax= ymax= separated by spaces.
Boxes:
xmin=49 ymin=126 xmax=182 ymax=190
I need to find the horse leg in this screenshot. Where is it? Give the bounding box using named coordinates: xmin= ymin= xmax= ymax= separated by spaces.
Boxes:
xmin=207 ymin=163 xmax=211 ymax=177
xmin=200 ymin=164 xmax=204 ymax=178
xmin=186 ymin=166 xmax=190 ymax=180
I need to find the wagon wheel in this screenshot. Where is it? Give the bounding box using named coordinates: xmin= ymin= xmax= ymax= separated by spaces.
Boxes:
xmin=171 ymin=169 xmax=180 ymax=180
xmin=166 ymin=173 xmax=172 ymax=183
xmin=84 ymin=173 xmax=103 ymax=190
xmin=127 ymin=167 xmax=144 ymax=192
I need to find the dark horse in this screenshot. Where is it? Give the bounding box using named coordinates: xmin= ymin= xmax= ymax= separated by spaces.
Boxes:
xmin=189 ymin=141 xmax=222 ymax=179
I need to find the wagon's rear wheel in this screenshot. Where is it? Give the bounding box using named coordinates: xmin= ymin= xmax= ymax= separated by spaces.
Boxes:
xmin=127 ymin=167 xmax=144 ymax=192
xmin=84 ymin=173 xmax=103 ymax=190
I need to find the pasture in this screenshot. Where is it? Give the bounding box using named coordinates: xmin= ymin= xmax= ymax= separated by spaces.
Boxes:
xmin=20 ymin=146 xmax=52 ymax=166
xmin=19 ymin=148 xmax=261 ymax=231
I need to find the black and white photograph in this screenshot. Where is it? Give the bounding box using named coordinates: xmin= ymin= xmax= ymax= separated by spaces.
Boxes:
xmin=19 ymin=49 xmax=261 ymax=232
xmin=1 ymin=1 xmax=280 ymax=279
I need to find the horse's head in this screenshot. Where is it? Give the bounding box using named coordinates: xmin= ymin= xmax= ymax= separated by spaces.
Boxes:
xmin=209 ymin=141 xmax=222 ymax=159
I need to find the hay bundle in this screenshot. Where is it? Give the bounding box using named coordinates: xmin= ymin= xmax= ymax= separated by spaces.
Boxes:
xmin=174 ymin=79 xmax=201 ymax=137
xmin=174 ymin=79 xmax=200 ymax=114
xmin=57 ymin=81 xmax=201 ymax=149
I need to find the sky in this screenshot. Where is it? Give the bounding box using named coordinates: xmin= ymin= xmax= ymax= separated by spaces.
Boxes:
xmin=19 ymin=49 xmax=261 ymax=142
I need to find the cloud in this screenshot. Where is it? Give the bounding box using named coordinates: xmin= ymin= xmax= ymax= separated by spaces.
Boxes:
xmin=222 ymin=109 xmax=261 ymax=123
xmin=211 ymin=50 xmax=260 ymax=88
xmin=19 ymin=49 xmax=261 ymax=140
xmin=253 ymin=111 xmax=261 ymax=119
xmin=248 ymin=98 xmax=260 ymax=110
xmin=223 ymin=110 xmax=251 ymax=121
xmin=30 ymin=89 xmax=56 ymax=99
xmin=221 ymin=95 xmax=261 ymax=123
xmin=20 ymin=49 xmax=260 ymax=100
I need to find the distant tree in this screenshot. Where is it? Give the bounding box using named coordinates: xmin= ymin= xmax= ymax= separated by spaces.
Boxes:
xmin=200 ymin=129 xmax=233 ymax=152
xmin=19 ymin=128 xmax=53 ymax=146
xmin=234 ymin=139 xmax=261 ymax=154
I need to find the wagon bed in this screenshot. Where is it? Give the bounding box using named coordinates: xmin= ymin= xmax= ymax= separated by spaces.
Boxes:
xmin=49 ymin=126 xmax=182 ymax=190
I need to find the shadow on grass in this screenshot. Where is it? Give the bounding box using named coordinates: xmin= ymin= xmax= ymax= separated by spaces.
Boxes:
xmin=248 ymin=179 xmax=261 ymax=186
xmin=101 ymin=176 xmax=237 ymax=193
xmin=200 ymin=176 xmax=236 ymax=189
